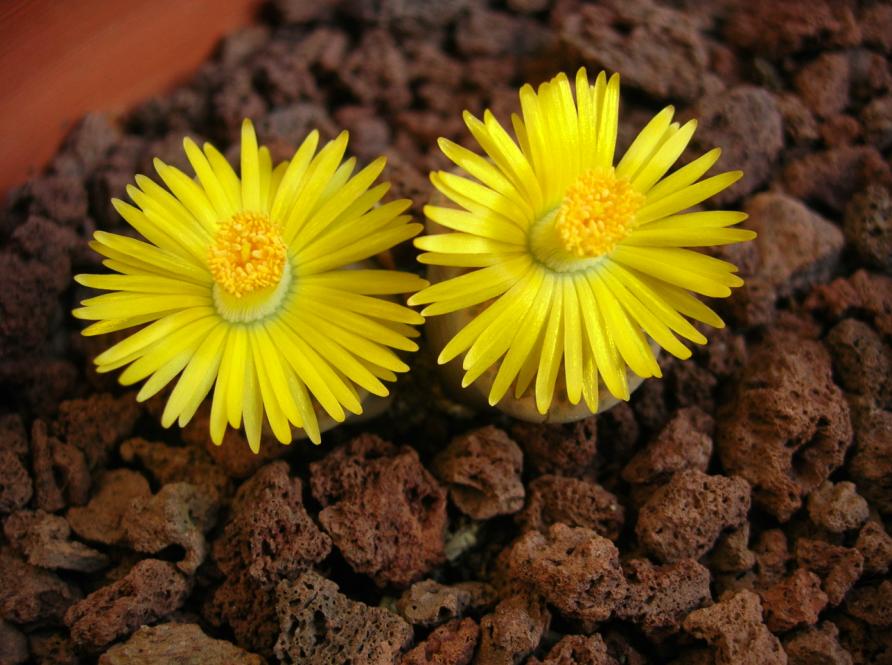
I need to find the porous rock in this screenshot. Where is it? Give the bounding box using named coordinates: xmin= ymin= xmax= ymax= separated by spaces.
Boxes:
xmin=64 ymin=559 xmax=191 ymax=652
xmin=855 ymin=520 xmax=892 ymax=576
xmin=683 ymin=590 xmax=786 ymax=665
xmin=0 ymin=415 xmax=33 ymax=513
xmin=3 ymin=509 xmax=107 ymax=572
xmin=396 ymin=579 xmax=495 ymax=627
xmin=759 ymin=569 xmax=828 ymax=633
xmin=825 ymin=318 xmax=892 ymax=408
xmin=400 ymin=618 xmax=479 ymax=665
xmin=0 ymin=619 xmax=28 ymax=665
xmin=311 ymin=435 xmax=446 ymax=588
xmin=716 ymin=330 xmax=852 ymax=521
xmin=31 ymin=419 xmax=90 ymax=512
xmin=432 ymin=426 xmax=524 ymax=520
xmin=119 ymin=437 xmax=232 ymax=499
xmin=636 ymin=470 xmax=750 ymax=562
xmin=510 ymin=417 xmax=598 ymax=478
xmin=98 ymin=623 xmax=263 ymax=665
xmin=806 ymin=481 xmax=869 ymax=533
xmin=528 ymin=633 xmax=617 ymax=665
xmin=53 ymin=393 xmax=140 ymax=470
xmin=476 ymin=593 xmax=550 ymax=665
xmin=517 ymin=474 xmax=624 ymax=541
xmin=274 ymin=571 xmax=413 ymax=665
xmin=67 ymin=469 xmax=151 ymax=545
xmin=844 ymin=184 xmax=892 ymax=271
xmin=782 ymin=621 xmax=852 ymax=665
xmin=616 ymin=558 xmax=712 ymax=640
xmin=845 ymin=580 xmax=892 ymax=627
xmin=795 ymin=538 xmax=864 ymax=606
xmin=0 ymin=548 xmax=81 ymax=625
xmin=507 ymin=524 xmax=626 ymax=622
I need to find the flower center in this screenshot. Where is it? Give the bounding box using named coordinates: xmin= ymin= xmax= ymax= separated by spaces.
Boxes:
xmin=553 ymin=167 xmax=644 ymax=258
xmin=208 ymin=212 xmax=287 ymax=298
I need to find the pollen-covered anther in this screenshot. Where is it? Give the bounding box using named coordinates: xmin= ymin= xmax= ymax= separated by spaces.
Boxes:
xmin=554 ymin=167 xmax=645 ymax=258
xmin=208 ymin=211 xmax=287 ymax=298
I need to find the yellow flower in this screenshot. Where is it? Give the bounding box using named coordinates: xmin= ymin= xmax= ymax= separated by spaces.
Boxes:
xmin=74 ymin=120 xmax=425 ymax=452
xmin=410 ymin=70 xmax=755 ymax=416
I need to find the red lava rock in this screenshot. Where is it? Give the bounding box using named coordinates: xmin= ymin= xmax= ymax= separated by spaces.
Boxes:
xmin=806 ymin=270 xmax=892 ymax=331
xmin=635 ymin=469 xmax=750 ymax=563
xmin=795 ymin=538 xmax=864 ymax=606
xmin=510 ymin=417 xmax=598 ymax=478
xmin=274 ymin=571 xmax=413 ymax=665
xmin=0 ymin=252 xmax=62 ymax=361
xmin=30 ymin=420 xmax=91 ymax=512
xmin=722 ymin=193 xmax=844 ymax=327
xmin=396 ymin=580 xmax=495 ymax=627
xmin=806 ymin=481 xmax=870 ymax=533
xmin=861 ymin=2 xmax=892 ymax=53
xmin=67 ymin=469 xmax=151 ymax=545
xmin=753 ymin=529 xmax=791 ymax=590
xmin=724 ymin=0 xmax=860 ymax=57
xmin=716 ymin=330 xmax=852 ymax=522
xmin=529 ymin=633 xmax=617 ymax=665
xmin=776 ymin=92 xmax=820 ymax=146
xmin=794 ymin=53 xmax=851 ymax=118
xmin=689 ymin=87 xmax=784 ymax=204
xmin=783 ymin=146 xmax=892 ymax=214
xmin=782 ymin=621 xmax=853 ymax=665
xmin=53 ymin=393 xmax=140 ymax=471
xmin=65 ymin=559 xmax=191 ymax=652
xmin=616 ymin=558 xmax=712 ymax=640
xmin=123 ymin=482 xmax=219 ymax=574
xmin=845 ymin=580 xmax=892 ymax=627
xmin=334 ymin=106 xmax=391 ymax=160
xmin=203 ymin=571 xmax=279 ymax=656
xmin=0 ymin=415 xmax=33 ymax=514
xmin=622 ymin=407 xmax=714 ymax=490
xmin=0 ymin=619 xmax=28 ymax=665
xmin=310 ymin=435 xmax=447 ymax=588
xmin=516 ymin=475 xmax=624 ymax=541
xmin=119 ymin=437 xmax=232 ymax=500
xmin=847 ymin=406 xmax=892 ymax=515
xmin=825 ymin=318 xmax=892 ymax=408
xmin=400 ymin=618 xmax=479 ymax=665
xmin=683 ymin=589 xmax=786 ymax=665
xmin=9 ymin=216 xmax=80 ymax=292
xmin=8 ymin=174 xmax=88 ymax=228
xmin=3 ymin=510 xmax=107 ymax=572
xmin=213 ymin=461 xmax=330 ymax=586
xmin=508 ymin=524 xmax=627 ymax=622
xmin=98 ymin=622 xmax=263 ymax=664
xmin=476 ymin=593 xmax=550 ymax=665
xmin=861 ymin=96 xmax=892 ymax=151
xmin=432 ymin=426 xmax=524 ymax=520
xmin=0 ymin=548 xmax=81 ymax=625
xmin=561 ymin=1 xmax=710 ymax=103
xmin=855 ymin=520 xmax=892 ymax=576
xmin=27 ymin=630 xmax=80 ymax=665
xmin=210 ymin=70 xmax=266 ymax=142
xmin=710 ymin=524 xmax=756 ymax=574
xmin=844 ymin=184 xmax=892 ymax=272
xmin=759 ymin=568 xmax=828 ymax=633
xmin=339 ymin=30 xmax=411 ymax=111
xmin=819 ymin=113 xmax=862 ymax=147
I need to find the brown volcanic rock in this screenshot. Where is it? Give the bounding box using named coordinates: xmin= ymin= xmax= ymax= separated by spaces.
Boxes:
xmin=845 ymin=580 xmax=892 ymax=627
xmin=636 ymin=470 xmax=750 ymax=563
xmin=311 ymin=435 xmax=447 ymax=588
xmin=689 ymin=88 xmax=784 ymax=205
xmin=683 ymin=590 xmax=786 ymax=665
xmin=213 ymin=461 xmax=330 ymax=585
xmin=274 ymin=571 xmax=413 ymax=665
xmin=622 ymin=407 xmax=714 ymax=488
xmin=855 ymin=520 xmax=892 ymax=576
xmin=119 ymin=437 xmax=232 ymax=500
xmin=782 ymin=621 xmax=853 ymax=665
xmin=806 ymin=481 xmax=869 ymax=533
xmin=64 ymin=560 xmax=191 ymax=652
xmin=99 ymin=623 xmax=263 ymax=665
xmin=806 ymin=270 xmax=892 ymax=332
xmin=847 ymin=406 xmax=892 ymax=514
xmin=0 ymin=619 xmax=28 ymax=665
xmin=203 ymin=570 xmax=279 ymax=656
xmin=0 ymin=415 xmax=32 ymax=514
xmin=476 ymin=593 xmax=550 ymax=665
xmin=31 ymin=419 xmax=90 ymax=513
xmin=825 ymin=318 xmax=892 ymax=408
xmin=67 ymin=469 xmax=151 ymax=545
xmin=400 ymin=618 xmax=479 ymax=665
xmin=794 ymin=53 xmax=850 ymax=118
xmin=529 ymin=633 xmax=617 ymax=665
xmin=123 ymin=482 xmax=219 ymax=574
xmin=396 ymin=579 xmax=495 ymax=627
xmin=507 ymin=524 xmax=626 ymax=623
xmin=710 ymin=524 xmax=756 ymax=574
xmin=844 ymin=184 xmax=892 ymax=271
xmin=517 ymin=475 xmax=625 ymax=541
xmin=795 ymin=538 xmax=864 ymax=606
xmin=53 ymin=393 xmax=140 ymax=470
xmin=432 ymin=426 xmax=524 ymax=520
xmin=616 ymin=558 xmax=712 ymax=640
xmin=0 ymin=548 xmax=81 ymax=625
xmin=510 ymin=417 xmax=599 ymax=478
xmin=3 ymin=509 xmax=107 ymax=572
xmin=716 ymin=330 xmax=852 ymax=521
xmin=759 ymin=569 xmax=828 ymax=633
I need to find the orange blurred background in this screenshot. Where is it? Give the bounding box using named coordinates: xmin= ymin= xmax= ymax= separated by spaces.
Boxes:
xmin=0 ymin=0 xmax=262 ymax=197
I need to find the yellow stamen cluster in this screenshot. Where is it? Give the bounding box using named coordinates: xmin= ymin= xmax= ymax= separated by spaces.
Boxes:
xmin=208 ymin=212 xmax=287 ymax=298
xmin=554 ymin=167 xmax=644 ymax=258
